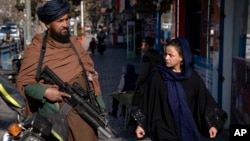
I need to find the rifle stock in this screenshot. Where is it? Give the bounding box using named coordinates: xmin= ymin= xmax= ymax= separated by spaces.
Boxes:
xmin=40 ymin=66 xmax=114 ymax=139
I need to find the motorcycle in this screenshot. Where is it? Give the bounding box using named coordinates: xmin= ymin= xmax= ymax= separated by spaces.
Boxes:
xmin=0 ymin=74 xmax=64 ymax=141
xmin=2 ymin=113 xmax=54 ymax=141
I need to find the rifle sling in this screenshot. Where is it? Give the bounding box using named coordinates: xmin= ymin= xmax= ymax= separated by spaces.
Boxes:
xmin=69 ymin=41 xmax=92 ymax=93
xmin=35 ymin=33 xmax=93 ymax=115
xmin=70 ymin=42 xmax=101 ymax=110
xmin=63 ymin=42 xmax=99 ymax=115
xmin=35 ymin=31 xmax=48 ymax=81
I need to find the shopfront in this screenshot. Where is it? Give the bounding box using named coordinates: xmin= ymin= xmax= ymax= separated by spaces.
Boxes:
xmin=231 ymin=0 xmax=250 ymax=126
xmin=116 ymin=0 xmax=250 ymax=128
xmin=161 ymin=0 xmax=221 ymax=102
xmin=161 ymin=0 xmax=242 ymax=128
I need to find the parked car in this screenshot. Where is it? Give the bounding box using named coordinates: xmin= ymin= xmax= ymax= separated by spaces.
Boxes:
xmin=0 ymin=25 xmax=9 ymax=42
xmin=6 ymin=22 xmax=20 ymax=41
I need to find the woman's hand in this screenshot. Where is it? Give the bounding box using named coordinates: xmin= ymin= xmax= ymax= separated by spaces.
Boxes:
xmin=44 ymin=88 xmax=71 ymax=102
xmin=135 ymin=126 xmax=145 ymax=138
xmin=209 ymin=126 xmax=218 ymax=138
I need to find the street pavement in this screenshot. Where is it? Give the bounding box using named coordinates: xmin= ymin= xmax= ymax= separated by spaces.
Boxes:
xmin=0 ymin=33 xmax=230 ymax=141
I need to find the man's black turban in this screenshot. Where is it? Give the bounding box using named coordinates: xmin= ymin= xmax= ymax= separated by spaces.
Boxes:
xmin=37 ymin=0 xmax=70 ymax=23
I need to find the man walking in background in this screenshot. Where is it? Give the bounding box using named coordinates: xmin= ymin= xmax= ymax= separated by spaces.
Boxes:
xmin=136 ymin=36 xmax=164 ymax=92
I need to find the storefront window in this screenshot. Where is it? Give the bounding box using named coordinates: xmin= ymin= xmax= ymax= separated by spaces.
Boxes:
xmin=161 ymin=2 xmax=174 ymax=42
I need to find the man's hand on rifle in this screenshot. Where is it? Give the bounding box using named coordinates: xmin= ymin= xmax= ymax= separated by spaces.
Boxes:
xmin=44 ymin=88 xmax=71 ymax=102
xmin=40 ymin=66 xmax=115 ymax=139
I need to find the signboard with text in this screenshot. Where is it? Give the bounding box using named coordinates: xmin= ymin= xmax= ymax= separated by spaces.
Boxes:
xmin=144 ymin=17 xmax=156 ymax=37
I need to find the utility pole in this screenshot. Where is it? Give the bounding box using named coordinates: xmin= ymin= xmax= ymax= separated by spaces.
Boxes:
xmin=81 ymin=0 xmax=85 ymax=36
xmin=25 ymin=0 xmax=31 ymax=46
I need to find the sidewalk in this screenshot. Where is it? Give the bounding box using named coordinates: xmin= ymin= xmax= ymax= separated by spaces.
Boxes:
xmin=90 ymin=35 xmax=144 ymax=141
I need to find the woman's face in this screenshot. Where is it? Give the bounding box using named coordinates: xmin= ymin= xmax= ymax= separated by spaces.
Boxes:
xmin=165 ymin=45 xmax=183 ymax=72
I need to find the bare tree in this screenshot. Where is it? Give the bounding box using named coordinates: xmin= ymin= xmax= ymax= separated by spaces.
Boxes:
xmin=85 ymin=0 xmax=103 ymax=31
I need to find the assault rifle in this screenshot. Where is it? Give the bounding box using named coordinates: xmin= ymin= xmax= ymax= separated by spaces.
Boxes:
xmin=40 ymin=66 xmax=114 ymax=139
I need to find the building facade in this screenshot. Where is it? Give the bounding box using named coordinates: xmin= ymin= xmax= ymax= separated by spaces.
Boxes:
xmin=107 ymin=0 xmax=250 ymax=129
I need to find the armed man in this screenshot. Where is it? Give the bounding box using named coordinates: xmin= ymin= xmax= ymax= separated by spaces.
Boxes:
xmin=16 ymin=0 xmax=107 ymax=141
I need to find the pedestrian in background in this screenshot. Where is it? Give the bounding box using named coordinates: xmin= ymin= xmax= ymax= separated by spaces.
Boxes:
xmin=136 ymin=36 xmax=164 ymax=93
xmin=109 ymin=64 xmax=138 ymax=118
xmin=97 ymin=26 xmax=106 ymax=55
xmin=134 ymin=37 xmax=227 ymax=141
xmin=16 ymin=0 xmax=105 ymax=140
xmin=89 ymin=37 xmax=97 ymax=55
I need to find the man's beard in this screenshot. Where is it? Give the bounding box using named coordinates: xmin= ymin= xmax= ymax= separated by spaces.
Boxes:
xmin=50 ymin=28 xmax=70 ymax=43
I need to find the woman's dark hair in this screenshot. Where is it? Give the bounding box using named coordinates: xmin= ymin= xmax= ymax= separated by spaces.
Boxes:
xmin=165 ymin=38 xmax=183 ymax=58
